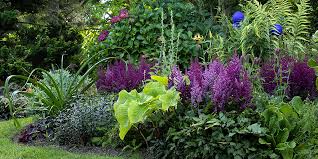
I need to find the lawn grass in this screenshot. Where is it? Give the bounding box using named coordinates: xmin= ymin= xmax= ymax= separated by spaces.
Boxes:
xmin=0 ymin=118 xmax=140 ymax=159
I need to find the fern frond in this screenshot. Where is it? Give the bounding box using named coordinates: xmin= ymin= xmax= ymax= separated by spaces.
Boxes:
xmin=285 ymin=0 xmax=312 ymax=58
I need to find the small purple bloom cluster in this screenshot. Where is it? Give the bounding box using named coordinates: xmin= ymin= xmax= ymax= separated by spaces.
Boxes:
xmin=110 ymin=9 xmax=129 ymax=24
xmin=169 ymin=55 xmax=253 ymax=111
xmin=96 ymin=58 xmax=151 ymax=92
xmin=98 ymin=9 xmax=129 ymax=42
xmin=98 ymin=30 xmax=109 ymax=42
xmin=260 ymin=57 xmax=317 ymax=99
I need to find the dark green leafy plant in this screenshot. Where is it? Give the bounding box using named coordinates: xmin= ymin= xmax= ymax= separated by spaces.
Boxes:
xmin=93 ymin=0 xmax=214 ymax=66
xmin=259 ymin=96 xmax=318 ymax=159
xmin=150 ymin=109 xmax=275 ymax=159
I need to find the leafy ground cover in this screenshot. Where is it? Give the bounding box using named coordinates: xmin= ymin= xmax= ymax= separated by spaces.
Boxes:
xmin=0 ymin=118 xmax=139 ymax=159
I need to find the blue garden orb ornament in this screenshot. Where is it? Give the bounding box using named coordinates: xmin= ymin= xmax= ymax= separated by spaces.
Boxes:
xmin=232 ymin=11 xmax=245 ymax=28
xmin=271 ymin=24 xmax=283 ymax=36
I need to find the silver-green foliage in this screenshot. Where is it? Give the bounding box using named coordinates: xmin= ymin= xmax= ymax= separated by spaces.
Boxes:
xmin=114 ymin=81 xmax=180 ymax=140
xmin=54 ymin=94 xmax=117 ymax=145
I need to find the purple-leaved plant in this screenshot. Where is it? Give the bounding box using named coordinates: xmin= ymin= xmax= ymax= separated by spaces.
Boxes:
xmin=96 ymin=58 xmax=151 ymax=92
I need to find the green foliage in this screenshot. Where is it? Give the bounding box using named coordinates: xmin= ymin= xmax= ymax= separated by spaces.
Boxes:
xmin=260 ymin=97 xmax=300 ymax=159
xmin=207 ymin=0 xmax=312 ymax=60
xmin=308 ymin=58 xmax=318 ymax=89
xmin=260 ymin=96 xmax=318 ymax=159
xmin=0 ymin=0 xmax=90 ymax=81
xmin=114 ymin=79 xmax=180 ymax=140
xmin=4 ymin=55 xmax=112 ymax=124
xmin=150 ymin=109 xmax=275 ymax=158
xmin=27 ymin=69 xmax=95 ymax=115
xmin=93 ymin=0 xmax=213 ymax=66
xmin=284 ymin=0 xmax=312 ymax=58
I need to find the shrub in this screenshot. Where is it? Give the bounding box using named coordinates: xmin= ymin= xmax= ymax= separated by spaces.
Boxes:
xmin=169 ymin=55 xmax=253 ymax=111
xmin=90 ymin=0 xmax=214 ymax=65
xmin=96 ymin=58 xmax=151 ymax=93
xmin=54 ymin=94 xmax=117 ymax=145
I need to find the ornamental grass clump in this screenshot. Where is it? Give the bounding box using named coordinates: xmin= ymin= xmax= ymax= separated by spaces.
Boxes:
xmin=260 ymin=57 xmax=317 ymax=99
xmin=169 ymin=55 xmax=253 ymax=111
xmin=96 ymin=58 xmax=151 ymax=93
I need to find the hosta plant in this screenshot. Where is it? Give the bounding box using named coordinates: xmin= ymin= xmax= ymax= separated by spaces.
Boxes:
xmin=113 ymin=76 xmax=180 ymax=140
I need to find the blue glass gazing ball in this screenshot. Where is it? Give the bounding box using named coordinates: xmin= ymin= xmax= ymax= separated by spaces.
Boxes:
xmin=232 ymin=11 xmax=245 ymax=24
xmin=271 ymin=24 xmax=283 ymax=36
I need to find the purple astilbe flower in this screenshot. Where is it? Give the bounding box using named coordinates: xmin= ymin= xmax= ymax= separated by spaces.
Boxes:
xmin=260 ymin=56 xmax=295 ymax=94
xmin=187 ymin=59 xmax=203 ymax=105
xmin=202 ymin=60 xmax=224 ymax=92
xmin=169 ymin=66 xmax=190 ymax=100
xmin=98 ymin=30 xmax=109 ymax=42
xmin=96 ymin=59 xmax=151 ymax=92
xmin=110 ymin=16 xmax=121 ymax=24
xmin=234 ymin=71 xmax=252 ymax=109
xmin=191 ymin=78 xmax=203 ymax=105
xmin=260 ymin=61 xmax=277 ymax=93
xmin=226 ymin=54 xmax=242 ymax=79
xmin=287 ymin=61 xmax=317 ymax=99
xmin=212 ymin=55 xmax=252 ymax=111
xmin=138 ymin=57 xmax=152 ymax=80
xmin=212 ymin=70 xmax=232 ymax=111
xmin=119 ymin=9 xmax=129 ymax=19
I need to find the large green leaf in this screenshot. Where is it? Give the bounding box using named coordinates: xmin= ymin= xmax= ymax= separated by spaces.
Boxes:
xmin=114 ymin=100 xmax=131 ymax=140
xmin=290 ymin=96 xmax=303 ymax=115
xmin=151 ymin=75 xmax=168 ymax=86
xmin=277 ymin=128 xmax=290 ymax=144
xmin=113 ymin=81 xmax=181 ymax=140
xmin=159 ymin=89 xmax=180 ymax=111
xmin=128 ymin=100 xmax=149 ymax=124
xmin=143 ymin=82 xmax=166 ymax=97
